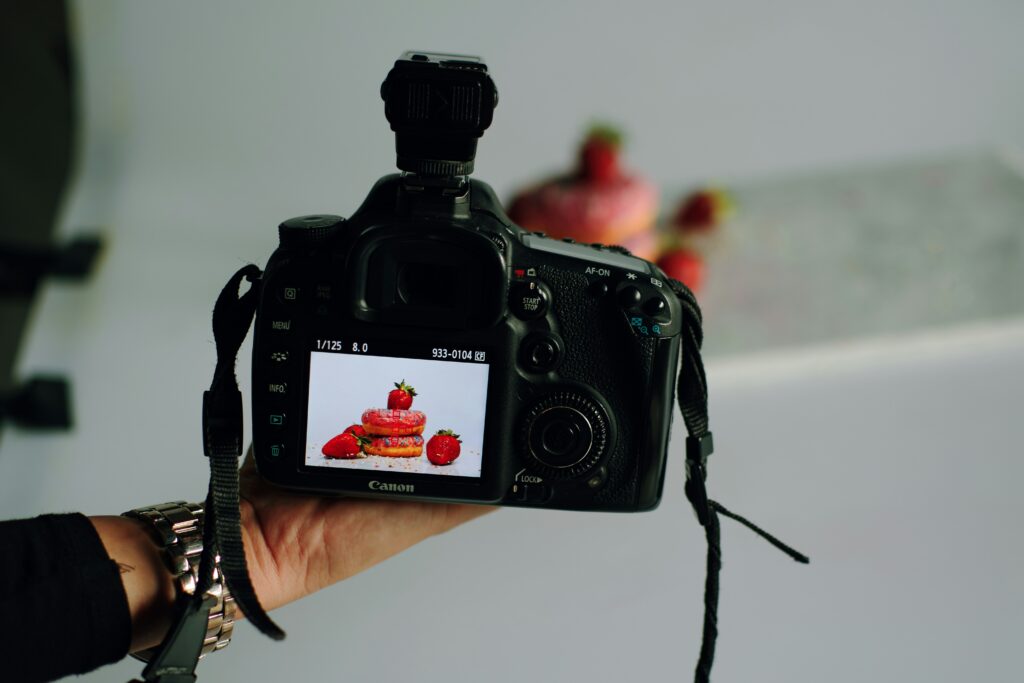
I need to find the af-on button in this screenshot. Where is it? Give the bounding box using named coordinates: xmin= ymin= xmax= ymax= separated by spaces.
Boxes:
xmin=510 ymin=280 xmax=551 ymax=320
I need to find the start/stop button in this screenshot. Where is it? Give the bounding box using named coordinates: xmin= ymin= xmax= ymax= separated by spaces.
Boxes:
xmin=510 ymin=280 xmax=550 ymax=320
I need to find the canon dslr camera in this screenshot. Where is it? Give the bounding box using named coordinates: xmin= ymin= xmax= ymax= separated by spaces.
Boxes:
xmin=252 ymin=52 xmax=686 ymax=510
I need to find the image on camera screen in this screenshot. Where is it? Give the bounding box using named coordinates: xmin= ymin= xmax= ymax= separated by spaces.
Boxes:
xmin=304 ymin=343 xmax=489 ymax=478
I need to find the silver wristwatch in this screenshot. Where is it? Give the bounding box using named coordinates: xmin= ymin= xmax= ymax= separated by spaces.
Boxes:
xmin=123 ymin=501 xmax=236 ymax=660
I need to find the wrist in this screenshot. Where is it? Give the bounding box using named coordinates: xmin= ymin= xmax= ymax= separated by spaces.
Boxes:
xmin=89 ymin=515 xmax=177 ymax=652
xmin=121 ymin=502 xmax=237 ymax=660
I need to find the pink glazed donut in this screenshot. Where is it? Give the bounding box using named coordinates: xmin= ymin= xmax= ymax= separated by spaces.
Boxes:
xmin=362 ymin=408 xmax=426 ymax=436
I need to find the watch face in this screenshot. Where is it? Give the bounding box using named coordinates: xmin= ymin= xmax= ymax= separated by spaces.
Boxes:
xmin=304 ymin=339 xmax=490 ymax=479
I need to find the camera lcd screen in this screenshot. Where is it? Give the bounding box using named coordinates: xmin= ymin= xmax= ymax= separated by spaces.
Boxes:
xmin=304 ymin=340 xmax=489 ymax=478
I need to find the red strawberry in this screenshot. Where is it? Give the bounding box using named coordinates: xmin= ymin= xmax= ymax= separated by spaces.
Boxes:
xmin=426 ymin=429 xmax=462 ymax=466
xmin=674 ymin=188 xmax=733 ymax=231
xmin=657 ymin=248 xmax=705 ymax=293
xmin=578 ymin=125 xmax=623 ymax=184
xmin=343 ymin=424 xmax=367 ymax=439
xmin=322 ymin=431 xmax=369 ymax=459
xmin=387 ymin=380 xmax=417 ymax=410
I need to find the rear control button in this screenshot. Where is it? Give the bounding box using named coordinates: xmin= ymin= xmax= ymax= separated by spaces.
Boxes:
xmin=617 ymin=285 xmax=642 ymax=307
xmin=586 ymin=467 xmax=608 ymax=489
xmin=588 ymin=281 xmax=610 ymax=297
xmin=510 ymin=280 xmax=550 ymax=320
xmin=529 ymin=341 xmax=555 ymax=367
xmin=642 ymin=295 xmax=667 ymax=317
xmin=520 ymin=333 xmax=562 ymax=372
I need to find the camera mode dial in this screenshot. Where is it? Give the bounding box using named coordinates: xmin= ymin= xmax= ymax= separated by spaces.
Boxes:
xmin=278 ymin=215 xmax=345 ymax=247
xmin=520 ymin=391 xmax=609 ymax=479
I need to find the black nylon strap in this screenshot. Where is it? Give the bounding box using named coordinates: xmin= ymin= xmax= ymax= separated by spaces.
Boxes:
xmin=131 ymin=593 xmax=217 ymax=683
xmin=694 ymin=507 xmax=721 ymax=682
xmin=133 ymin=266 xmax=282 ymax=683
xmin=669 ymin=279 xmax=713 ymax=526
xmin=668 ymin=279 xmax=809 ymax=683
xmin=196 ymin=264 xmax=285 ymax=641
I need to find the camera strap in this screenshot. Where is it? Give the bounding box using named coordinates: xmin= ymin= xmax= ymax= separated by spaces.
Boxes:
xmin=668 ymin=278 xmax=809 ymax=683
xmin=197 ymin=264 xmax=285 ymax=638
xmin=132 ymin=265 xmax=282 ymax=683
xmin=197 ymin=264 xmax=284 ymax=643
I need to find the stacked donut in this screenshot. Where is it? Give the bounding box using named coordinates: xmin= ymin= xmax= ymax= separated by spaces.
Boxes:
xmin=361 ymin=408 xmax=426 ymax=457
xmin=508 ymin=125 xmax=659 ymax=260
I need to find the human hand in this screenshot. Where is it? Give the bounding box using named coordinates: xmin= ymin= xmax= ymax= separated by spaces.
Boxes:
xmin=237 ymin=447 xmax=493 ymax=612
xmin=94 ymin=447 xmax=492 ymax=652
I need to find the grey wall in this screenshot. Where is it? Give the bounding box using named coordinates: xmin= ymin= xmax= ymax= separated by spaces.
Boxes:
xmin=2 ymin=1 xmax=1023 ymax=681
xmin=67 ymin=0 xmax=1024 ymax=241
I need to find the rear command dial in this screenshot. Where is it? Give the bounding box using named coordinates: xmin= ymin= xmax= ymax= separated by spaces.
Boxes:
xmin=520 ymin=391 xmax=609 ymax=478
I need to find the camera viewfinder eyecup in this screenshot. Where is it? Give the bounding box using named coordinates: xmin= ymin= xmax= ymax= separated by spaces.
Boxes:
xmin=381 ymin=52 xmax=498 ymax=177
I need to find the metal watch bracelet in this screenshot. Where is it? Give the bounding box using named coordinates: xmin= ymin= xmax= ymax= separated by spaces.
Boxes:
xmin=122 ymin=501 xmax=236 ymax=660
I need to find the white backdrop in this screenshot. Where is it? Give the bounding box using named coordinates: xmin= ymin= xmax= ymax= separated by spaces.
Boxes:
xmin=2 ymin=1 xmax=1023 ymax=681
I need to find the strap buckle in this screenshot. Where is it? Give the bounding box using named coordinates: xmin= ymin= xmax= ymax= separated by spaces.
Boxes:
xmin=202 ymin=389 xmax=242 ymax=459
xmin=684 ymin=433 xmax=714 ymax=526
xmin=133 ymin=592 xmax=217 ymax=683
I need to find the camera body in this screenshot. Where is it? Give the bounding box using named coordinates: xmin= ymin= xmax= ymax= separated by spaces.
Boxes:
xmin=251 ymin=52 xmax=683 ymax=511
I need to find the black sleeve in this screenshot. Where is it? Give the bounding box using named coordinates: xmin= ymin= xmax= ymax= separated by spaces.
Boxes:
xmin=0 ymin=513 xmax=132 ymax=682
